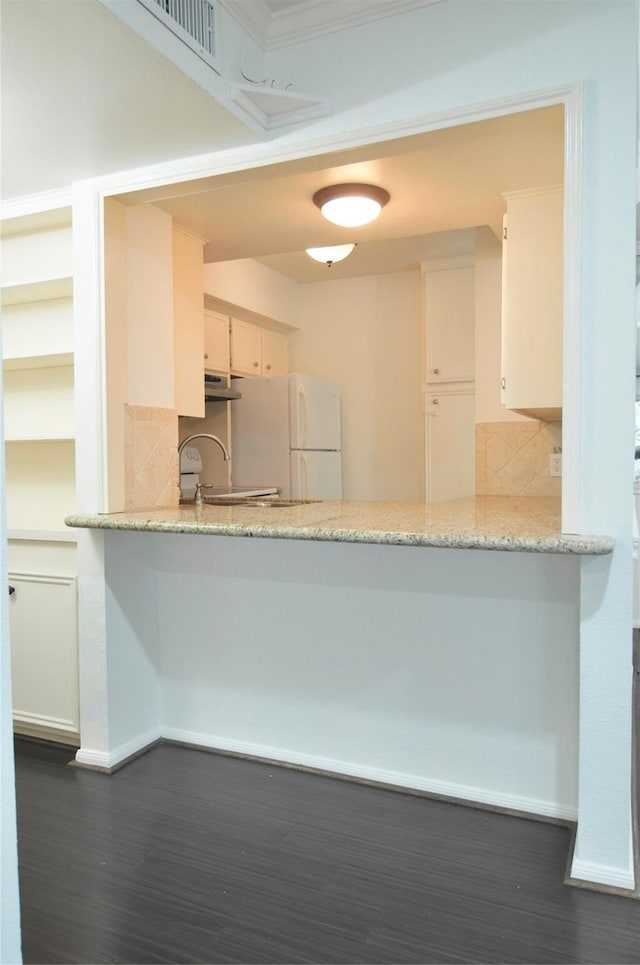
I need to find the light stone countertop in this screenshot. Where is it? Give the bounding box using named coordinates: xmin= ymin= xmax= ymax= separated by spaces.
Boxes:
xmin=65 ymin=496 xmax=613 ymax=555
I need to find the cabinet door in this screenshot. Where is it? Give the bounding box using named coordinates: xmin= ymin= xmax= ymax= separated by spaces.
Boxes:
xmin=9 ymin=570 xmax=79 ymax=744
xmin=262 ymin=330 xmax=288 ymax=376
xmin=204 ymin=310 xmax=230 ymax=374
xmin=424 ymin=267 xmax=475 ymax=383
xmin=502 ymin=186 xmax=563 ymax=418
xmin=426 ymin=388 xmax=475 ymax=502
xmin=230 ymin=318 xmax=261 ymax=376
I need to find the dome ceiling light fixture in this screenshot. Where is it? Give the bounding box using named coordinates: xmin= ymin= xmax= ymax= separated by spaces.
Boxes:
xmin=305 ymin=243 xmax=356 ymax=267
xmin=312 ymin=183 xmax=390 ymax=228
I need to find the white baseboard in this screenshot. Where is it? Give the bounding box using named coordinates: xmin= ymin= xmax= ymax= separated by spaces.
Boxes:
xmin=14 ymin=710 xmax=79 ymax=746
xmin=570 ymin=858 xmax=636 ymax=892
xmin=161 ymin=726 xmax=578 ymax=822
xmin=75 ymin=727 xmax=161 ymax=770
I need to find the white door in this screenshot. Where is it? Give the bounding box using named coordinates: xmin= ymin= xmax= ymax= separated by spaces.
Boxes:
xmin=426 ymin=388 xmax=475 ymax=502
xmin=290 ymin=450 xmax=342 ymax=500
xmin=424 ymin=266 xmax=475 ymax=384
xmin=289 ymin=374 xmax=341 ymax=451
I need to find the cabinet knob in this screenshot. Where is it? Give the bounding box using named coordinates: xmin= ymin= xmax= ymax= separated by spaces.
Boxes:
xmin=432 ymin=368 xmax=440 ymax=375
xmin=266 ymin=364 xmax=271 ymax=370
xmin=204 ymin=353 xmax=209 ymax=360
xmin=432 ymin=398 xmax=439 ymax=405
xmin=253 ymin=361 xmax=259 ymax=368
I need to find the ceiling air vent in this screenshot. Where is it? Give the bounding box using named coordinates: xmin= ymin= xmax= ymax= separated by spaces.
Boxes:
xmin=137 ymin=0 xmax=219 ymax=71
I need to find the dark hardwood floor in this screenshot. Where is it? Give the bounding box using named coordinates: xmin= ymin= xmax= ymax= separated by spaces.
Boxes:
xmin=14 ymin=737 xmax=640 ymax=965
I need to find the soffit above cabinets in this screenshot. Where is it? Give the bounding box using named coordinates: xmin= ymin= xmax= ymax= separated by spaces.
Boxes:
xmin=220 ymin=0 xmax=444 ymax=50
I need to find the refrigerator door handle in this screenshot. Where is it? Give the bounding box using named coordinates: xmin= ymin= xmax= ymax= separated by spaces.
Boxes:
xmin=298 ymin=382 xmax=309 ymax=448
xmin=300 ymin=451 xmax=309 ymax=499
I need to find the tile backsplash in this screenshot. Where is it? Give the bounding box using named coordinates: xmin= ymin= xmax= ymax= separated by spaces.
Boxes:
xmin=124 ymin=404 xmax=179 ymax=510
xmin=476 ymin=420 xmax=562 ymax=497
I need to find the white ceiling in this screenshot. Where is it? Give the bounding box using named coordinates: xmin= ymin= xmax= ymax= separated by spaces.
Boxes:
xmin=221 ymin=0 xmax=442 ymax=50
xmin=131 ymin=105 xmax=564 ymax=282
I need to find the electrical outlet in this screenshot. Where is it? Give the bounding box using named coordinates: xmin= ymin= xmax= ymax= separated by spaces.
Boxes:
xmin=549 ymin=453 xmax=562 ymax=477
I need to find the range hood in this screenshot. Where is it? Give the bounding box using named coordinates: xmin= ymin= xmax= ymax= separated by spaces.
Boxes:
xmin=204 ymin=375 xmax=241 ymax=402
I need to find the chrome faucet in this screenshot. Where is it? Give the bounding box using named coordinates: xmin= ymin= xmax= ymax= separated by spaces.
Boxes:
xmin=178 ymin=433 xmax=230 ymax=504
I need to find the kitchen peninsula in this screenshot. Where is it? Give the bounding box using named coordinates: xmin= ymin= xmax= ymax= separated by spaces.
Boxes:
xmin=66 ymin=495 xmax=612 ymax=555
xmin=66 ymin=495 xmax=612 ymax=856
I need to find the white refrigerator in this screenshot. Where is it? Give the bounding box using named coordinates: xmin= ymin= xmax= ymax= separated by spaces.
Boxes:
xmin=231 ymin=373 xmax=342 ymax=499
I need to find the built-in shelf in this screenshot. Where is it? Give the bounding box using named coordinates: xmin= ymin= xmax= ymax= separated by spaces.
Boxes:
xmin=1 ymin=276 xmax=73 ymax=306
xmin=0 ymin=207 xmax=72 ymax=238
xmin=3 ymin=365 xmax=75 ymax=440
xmin=7 ymin=529 xmax=77 ymax=543
xmin=2 ymin=295 xmax=73 ymax=360
xmin=3 ymin=353 xmax=74 ymax=371
xmin=5 ymin=435 xmax=75 ymax=443
xmin=5 ymin=438 xmax=76 ymax=533
xmin=2 ymin=206 xmax=79 ymax=743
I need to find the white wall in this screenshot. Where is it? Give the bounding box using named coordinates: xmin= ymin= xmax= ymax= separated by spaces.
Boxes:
xmin=290 ymin=270 xmax=424 ymax=501
xmin=104 ymin=530 xmax=580 ymax=820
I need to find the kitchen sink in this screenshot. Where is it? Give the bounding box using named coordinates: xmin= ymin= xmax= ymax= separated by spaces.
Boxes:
xmin=201 ymin=496 xmax=320 ymax=507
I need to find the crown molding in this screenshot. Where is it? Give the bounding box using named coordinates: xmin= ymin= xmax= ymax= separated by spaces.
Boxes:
xmin=221 ymin=0 xmax=443 ymax=51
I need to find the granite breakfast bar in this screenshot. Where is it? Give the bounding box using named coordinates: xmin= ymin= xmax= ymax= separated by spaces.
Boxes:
xmin=66 ymin=492 xmax=615 ymax=863
xmin=66 ymin=494 xmax=612 ymax=554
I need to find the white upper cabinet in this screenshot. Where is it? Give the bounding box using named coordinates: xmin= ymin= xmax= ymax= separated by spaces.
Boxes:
xmin=230 ymin=318 xmax=288 ymax=377
xmin=501 ymin=185 xmax=563 ymax=420
xmin=261 ymin=329 xmax=288 ymax=377
xmin=204 ymin=310 xmax=230 ymax=374
xmin=424 ymin=266 xmax=475 ymax=384
xmin=230 ymin=317 xmax=262 ymax=375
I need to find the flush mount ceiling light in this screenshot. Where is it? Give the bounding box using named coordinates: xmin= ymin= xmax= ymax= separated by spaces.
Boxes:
xmin=305 ymin=243 xmax=356 ymax=267
xmin=312 ymin=183 xmax=390 ymax=228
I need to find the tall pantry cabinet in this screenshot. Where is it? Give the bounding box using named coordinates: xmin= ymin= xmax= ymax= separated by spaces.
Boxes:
xmin=1 ymin=208 xmax=79 ymax=745
xmin=422 ymin=262 xmax=476 ymax=502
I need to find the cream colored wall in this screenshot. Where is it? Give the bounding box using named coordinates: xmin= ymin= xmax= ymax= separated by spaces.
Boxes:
xmin=290 ymin=271 xmax=424 ymax=502
xmin=126 ymin=204 xmax=175 ymax=409
xmin=104 ymin=200 xmax=178 ymax=511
